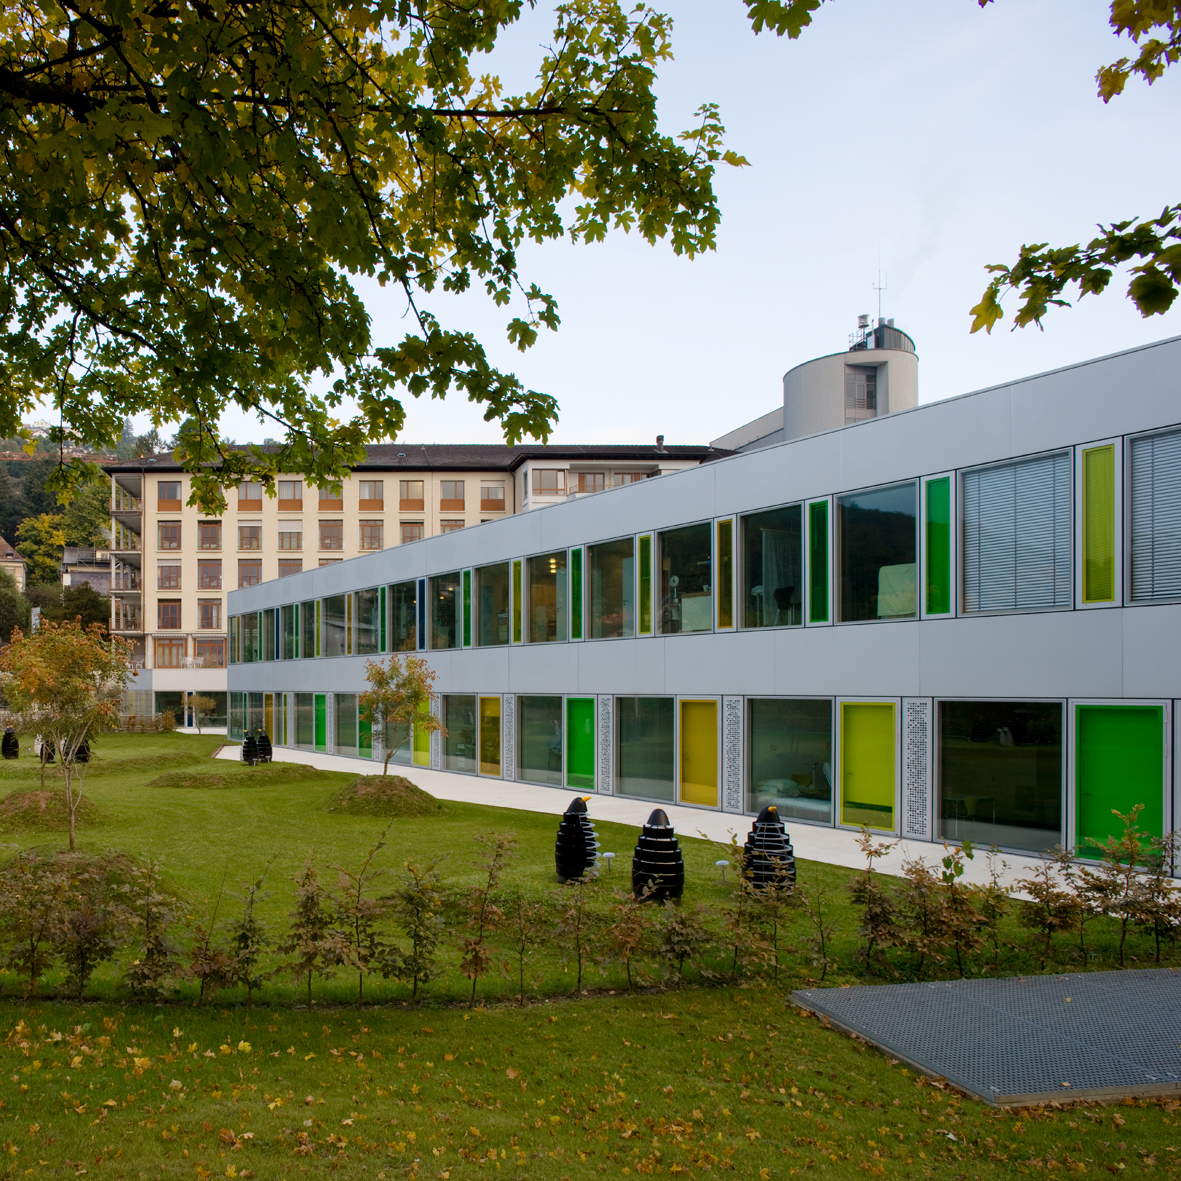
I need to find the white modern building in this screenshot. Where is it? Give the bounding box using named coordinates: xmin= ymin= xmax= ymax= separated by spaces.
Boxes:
xmin=227 ymin=335 xmax=1181 ymax=863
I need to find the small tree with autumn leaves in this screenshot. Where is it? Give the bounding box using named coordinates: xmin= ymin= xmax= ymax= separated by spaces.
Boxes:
xmin=0 ymin=620 xmax=133 ymax=850
xmin=358 ymin=655 xmax=443 ymax=776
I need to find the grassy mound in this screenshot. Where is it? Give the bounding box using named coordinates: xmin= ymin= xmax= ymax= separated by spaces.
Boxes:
xmin=0 ymin=788 xmax=110 ymax=831
xmin=331 ymin=774 xmax=443 ymax=817
xmin=149 ymin=763 xmax=324 ymax=789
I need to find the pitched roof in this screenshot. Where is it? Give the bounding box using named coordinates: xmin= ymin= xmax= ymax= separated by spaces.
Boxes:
xmin=0 ymin=537 xmax=25 ymax=564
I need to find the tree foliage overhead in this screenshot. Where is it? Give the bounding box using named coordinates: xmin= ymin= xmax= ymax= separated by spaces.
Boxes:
xmin=971 ymin=0 xmax=1181 ymax=333
xmin=0 ymin=0 xmax=749 ymax=509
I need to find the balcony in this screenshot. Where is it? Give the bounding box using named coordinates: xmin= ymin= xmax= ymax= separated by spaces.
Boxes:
xmin=111 ymin=572 xmax=141 ymax=592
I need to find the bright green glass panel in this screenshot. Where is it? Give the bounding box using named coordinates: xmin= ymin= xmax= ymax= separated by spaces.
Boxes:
xmin=566 ymin=698 xmax=595 ymax=789
xmin=512 ymin=560 xmax=522 ymax=642
xmin=314 ymin=694 xmax=327 ymax=752
xmin=808 ymin=501 xmax=829 ymax=623
xmin=359 ymin=715 xmax=373 ymax=758
xmin=840 ymin=701 xmax=894 ymax=830
xmin=463 ymin=569 xmax=473 ymax=646
xmin=638 ymin=534 xmax=652 ymax=634
xmin=1076 ymin=705 xmax=1163 ymax=850
xmin=1083 ymin=446 xmax=1116 ymax=603
xmin=716 ymin=520 xmax=733 ymax=629
xmin=925 ymin=476 xmax=952 ymax=614
xmin=570 ymin=549 xmax=583 ymax=640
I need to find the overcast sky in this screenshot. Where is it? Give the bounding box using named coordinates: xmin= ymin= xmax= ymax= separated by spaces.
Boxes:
xmin=211 ymin=0 xmax=1181 ymax=447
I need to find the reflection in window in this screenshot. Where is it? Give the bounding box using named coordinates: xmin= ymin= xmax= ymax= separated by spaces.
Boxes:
xmin=659 ymin=523 xmax=712 ymax=633
xmin=336 ymin=693 xmax=357 ymax=757
xmin=939 ymin=701 xmax=1063 ymax=855
xmin=300 ymin=599 xmax=317 ymax=658
xmin=323 ymin=594 xmax=347 ymax=657
xmin=475 ymin=562 xmax=510 ymax=646
xmin=443 ymin=695 xmax=477 ymax=772
xmin=356 ymin=587 xmax=380 ymax=655
xmin=838 ymin=482 xmax=917 ymax=621
xmin=747 ymin=698 xmax=832 ymax=822
xmin=616 ymin=697 xmax=674 ymax=801
xmin=383 ymin=716 xmax=412 ymax=766
xmin=240 ymin=612 xmax=259 ymax=662
xmin=527 ymin=551 xmax=567 ymax=642
xmin=294 ymin=693 xmax=315 ymax=750
xmin=588 ymin=537 xmax=634 ymax=639
xmin=391 ymin=580 xmax=417 ymax=651
xmin=518 ymin=696 xmax=563 ymax=786
xmin=743 ymin=505 xmax=802 ymax=627
xmin=430 ymin=572 xmax=460 ymax=649
xmin=281 ymin=604 xmax=297 ymax=658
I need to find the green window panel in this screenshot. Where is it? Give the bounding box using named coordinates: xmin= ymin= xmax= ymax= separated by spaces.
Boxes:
xmin=463 ymin=569 xmax=473 ymax=647
xmin=359 ymin=715 xmax=373 ymax=758
xmin=716 ymin=520 xmax=734 ymax=629
xmin=293 ymin=603 xmax=300 ymax=659
xmin=512 ymin=560 xmax=523 ymax=642
xmin=840 ymin=701 xmax=895 ymax=831
xmin=638 ymin=534 xmax=653 ymax=635
xmin=313 ymin=694 xmax=327 ymax=753
xmin=925 ymin=476 xmax=952 ymax=614
xmin=566 ymin=698 xmax=596 ymax=790
xmin=1083 ymin=445 xmax=1116 ymax=604
xmin=1076 ymin=704 xmax=1164 ymax=850
xmin=315 ymin=600 xmax=322 ymax=658
xmin=808 ymin=500 xmax=829 ymax=623
xmin=570 ymin=548 xmax=583 ymax=640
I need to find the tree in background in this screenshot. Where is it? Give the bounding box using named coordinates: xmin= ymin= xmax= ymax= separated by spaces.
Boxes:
xmin=188 ymin=694 xmax=219 ymax=734
xmin=61 ymin=478 xmax=112 ymax=548
xmin=359 ymin=656 xmax=442 ymax=775
xmin=26 ymin=583 xmax=110 ymax=638
xmin=0 ymin=621 xmax=133 ymax=850
xmin=15 ymin=514 xmax=65 ymax=587
xmin=0 ymin=568 xmax=29 ymax=644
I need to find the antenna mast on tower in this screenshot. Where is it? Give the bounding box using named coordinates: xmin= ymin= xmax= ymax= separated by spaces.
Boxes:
xmin=873 ymin=271 xmax=888 ymax=321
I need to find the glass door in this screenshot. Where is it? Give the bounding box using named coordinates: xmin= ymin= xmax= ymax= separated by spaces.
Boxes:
xmin=565 ymin=697 xmax=595 ymax=789
xmin=839 ymin=700 xmax=897 ymax=832
xmin=678 ymin=698 xmax=719 ymax=808
xmin=479 ymin=696 xmax=502 ymax=776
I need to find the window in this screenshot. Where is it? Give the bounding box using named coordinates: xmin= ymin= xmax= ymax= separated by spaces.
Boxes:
xmin=356 ymin=587 xmax=380 ymax=655
xmin=747 ymin=699 xmax=832 ymax=822
xmin=278 ymin=527 xmax=302 ymax=550
xmin=319 ymin=520 xmax=343 ymax=550
xmin=157 ymin=600 xmax=181 ymax=629
xmin=399 ymin=480 xmax=424 ymax=510
xmin=742 ymin=504 xmax=803 ymax=627
xmin=238 ymin=481 xmax=263 ymax=509
xmin=1130 ymin=428 xmax=1181 ymax=600
xmin=240 ymin=612 xmax=259 ymax=662
xmin=359 ymin=480 xmax=384 ymax=510
xmin=476 ymin=562 xmax=511 ymax=646
xmin=278 ymin=558 xmax=303 ymax=578
xmin=238 ymin=559 xmax=262 ymax=587
xmin=238 ymin=524 xmax=261 ymax=550
xmin=962 ymin=453 xmax=1071 ymax=612
xmin=280 ymin=605 xmax=297 ymax=659
xmin=323 ymin=594 xmax=347 ymax=657
xmin=1081 ymin=445 xmax=1116 ymax=604
xmin=197 ymin=559 xmax=221 ymax=589
xmin=616 ymin=697 xmax=674 ymax=801
xmin=199 ymin=521 xmax=221 ymax=550
xmin=199 ymin=600 xmax=222 ymax=629
xmin=837 ymin=481 xmax=917 ymax=622
xmin=194 ymin=638 xmax=225 ymax=668
xmin=359 ymin=520 xmax=384 ymax=551
xmin=839 ymin=701 xmax=896 ymax=830
xmin=480 ymin=481 xmax=505 ymax=511
xmin=588 ymin=537 xmax=634 ymax=638
xmin=157 ymin=480 xmax=181 ymax=507
xmin=157 ymin=564 xmax=180 ymax=590
xmin=1076 ymin=704 xmax=1165 ymax=848
xmin=400 ymin=522 xmax=424 ymax=545
xmin=571 ymin=472 xmax=605 ymax=494
xmin=158 ymin=522 xmax=180 ymax=550
xmin=844 ymin=365 xmax=878 ymax=423
xmin=440 ymin=520 xmax=465 ymax=534
xmin=939 ymin=701 xmax=1063 ymax=855
xmin=440 ymin=479 xmax=464 ymax=510
xmin=532 ymin=468 xmax=566 ymax=496
xmin=319 ymin=558 xmax=341 ymax=567
xmin=443 ymin=695 xmax=477 ymax=772
xmin=392 ymin=580 xmax=417 ymax=651
xmin=527 ymin=551 xmax=567 ymax=642
xmin=154 ymin=637 xmax=187 ymax=667
xmin=318 ymin=485 xmax=343 ymax=510
xmin=300 ymin=599 xmax=317 ymax=658
xmin=294 ymin=693 xmax=314 ymax=750
xmin=335 ymin=692 xmax=358 ymax=757
xmin=658 ymin=522 xmax=712 ymax=633
xmin=278 ymin=480 xmax=302 ymax=510
xmin=430 ymin=572 xmax=461 ymax=649
xmin=517 ymin=696 xmax=563 ymax=786
xmin=566 ymin=697 xmax=595 ymax=788
xmin=615 ymin=472 xmax=648 ymax=486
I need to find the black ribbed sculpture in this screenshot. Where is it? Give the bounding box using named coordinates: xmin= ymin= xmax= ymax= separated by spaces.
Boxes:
xmin=555 ymin=796 xmax=599 ymax=882
xmin=75 ymin=740 xmax=90 ymax=764
xmin=1 ymin=727 xmax=18 ymax=760
xmin=255 ymin=728 xmax=273 ymax=763
xmin=743 ymin=805 xmax=796 ymax=891
xmin=242 ymin=730 xmax=259 ymax=765
xmin=632 ymin=808 xmax=684 ymax=902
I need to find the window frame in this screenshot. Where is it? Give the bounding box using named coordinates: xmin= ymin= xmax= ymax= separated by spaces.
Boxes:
xmin=1077 ymin=438 xmax=1122 ymax=609
xmin=198 ymin=599 xmax=222 ymax=629
xmin=198 ymin=521 xmax=222 ymax=551
xmin=237 ymin=523 xmax=262 ymax=551
xmin=197 ymin=559 xmax=222 ymax=589
xmin=359 ymin=520 xmax=384 ymax=551
xmin=156 ymin=563 xmax=181 ymax=590
xmin=157 ymin=600 xmax=182 ymax=630
xmin=238 ymin=558 xmax=262 ymax=588
xmin=319 ymin=519 xmax=344 ymax=550
xmin=531 ymin=468 xmax=566 ymax=497
xmin=157 ymin=521 xmax=181 ymax=551
xmin=835 ymin=479 xmax=919 ymax=625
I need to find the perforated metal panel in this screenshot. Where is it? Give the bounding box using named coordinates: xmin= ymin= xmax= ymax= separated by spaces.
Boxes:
xmin=502 ymin=694 xmax=515 ymax=780
xmin=722 ymin=696 xmax=743 ymax=813
xmin=902 ymin=698 xmax=932 ymax=840
xmin=597 ymin=695 xmax=613 ymax=794
xmin=794 ymin=969 xmax=1181 ymax=1105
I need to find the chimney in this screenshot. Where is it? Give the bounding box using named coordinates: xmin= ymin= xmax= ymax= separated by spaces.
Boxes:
xmin=655 ymin=435 xmax=665 ymax=452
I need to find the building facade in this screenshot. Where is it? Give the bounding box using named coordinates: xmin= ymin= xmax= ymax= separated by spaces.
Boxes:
xmin=227 ymin=334 xmax=1181 ymax=865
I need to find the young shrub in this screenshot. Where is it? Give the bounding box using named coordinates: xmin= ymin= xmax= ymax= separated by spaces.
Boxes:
xmin=385 ymin=858 xmax=446 ymax=1003
xmin=847 ymin=827 xmax=898 ymax=976
xmin=896 ymin=854 xmax=947 ymax=980
xmin=120 ymin=858 xmax=182 ymax=998
xmin=797 ymin=884 xmax=838 ymax=984
xmin=552 ymin=876 xmax=600 ymax=993
xmin=358 ymin=656 xmax=443 ymax=776
xmin=226 ymin=865 xmax=273 ymax=1006
xmin=1135 ymin=832 xmax=1181 ymax=963
xmin=334 ymin=825 xmax=392 ymax=1005
xmin=604 ymin=890 xmax=654 ymax=992
xmin=502 ymin=887 xmax=545 ymax=1006
xmin=1015 ymin=849 xmax=1078 ymax=970
xmin=747 ymin=862 xmax=796 ymax=983
xmin=939 ymin=842 xmax=984 ymax=978
xmin=655 ymin=900 xmax=715 ymax=987
xmin=1079 ymin=805 xmax=1155 ymax=967
xmin=188 ymin=693 xmax=219 ymax=735
xmin=976 ymin=848 xmax=1012 ymax=975
xmin=278 ymin=855 xmax=352 ymax=1009
xmin=459 ymin=833 xmax=516 ymax=1005
xmin=0 ymin=851 xmax=71 ymax=992
xmin=187 ymin=916 xmax=235 ymax=1005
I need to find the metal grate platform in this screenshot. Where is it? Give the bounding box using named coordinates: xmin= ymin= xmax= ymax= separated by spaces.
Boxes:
xmin=793 ymin=969 xmax=1181 ymax=1106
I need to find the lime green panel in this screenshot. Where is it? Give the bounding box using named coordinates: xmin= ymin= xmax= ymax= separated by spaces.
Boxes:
xmin=570 ymin=550 xmax=583 ymax=640
xmin=566 ymin=698 xmax=595 ymax=789
xmin=638 ymin=535 xmax=653 ymax=635
xmin=925 ymin=476 xmax=952 ymax=614
xmin=1076 ymin=705 xmax=1164 ymax=849
xmin=1083 ymin=446 xmax=1116 ymax=604
xmin=479 ymin=696 xmax=501 ymax=776
xmin=840 ymin=701 xmax=895 ymax=830
xmin=314 ymin=694 xmax=327 ymax=753
xmin=412 ymin=702 xmax=431 ymax=767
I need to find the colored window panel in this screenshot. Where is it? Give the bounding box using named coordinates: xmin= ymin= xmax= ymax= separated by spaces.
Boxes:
xmin=925 ymin=476 xmax=952 ymax=614
xmin=476 ymin=562 xmax=510 ymax=646
xmin=570 ymin=549 xmax=583 ymax=640
xmin=519 ymin=696 xmax=564 ymax=786
xmin=412 ymin=701 xmax=431 ymax=767
xmin=808 ymin=501 xmax=829 ymax=623
xmin=527 ymin=551 xmax=567 ymax=642
xmin=443 ymin=695 xmax=477 ymax=772
xmin=747 ymin=698 xmax=833 ymax=822
xmin=1083 ymin=445 xmax=1116 ymax=603
xmin=566 ymin=698 xmax=595 ymax=790
xmin=638 ymin=534 xmax=653 ymax=635
xmin=679 ymin=699 xmax=718 ymax=807
xmin=616 ymin=697 xmax=674 ymax=802
xmin=315 ymin=601 xmax=321 ymax=656
xmin=479 ymin=696 xmax=502 ymax=776
xmin=314 ymin=694 xmax=327 ymax=753
xmin=716 ymin=520 xmax=734 ymax=628
xmin=659 ymin=523 xmax=712 ymax=634
xmin=463 ymin=569 xmax=472 ymax=647
xmin=359 ymin=714 xmax=372 ymax=758
xmin=840 ymin=701 xmax=895 ymax=830
xmin=512 ymin=560 xmax=523 ymax=642
xmin=743 ymin=505 xmax=802 ymax=628
xmin=1076 ymin=704 xmax=1164 ymax=850
xmin=838 ymin=482 xmax=917 ymax=621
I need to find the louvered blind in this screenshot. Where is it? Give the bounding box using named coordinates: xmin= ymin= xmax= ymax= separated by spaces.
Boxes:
xmin=1131 ymin=429 xmax=1181 ymax=600
xmin=962 ymin=452 xmax=1072 ymax=612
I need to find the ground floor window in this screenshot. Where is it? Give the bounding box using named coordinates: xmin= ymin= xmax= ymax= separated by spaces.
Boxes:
xmin=443 ymin=694 xmax=476 ymax=772
xmin=839 ymin=701 xmax=896 ymax=831
xmin=384 ymin=718 xmax=412 ymax=766
xmin=294 ymin=693 xmax=315 ymax=751
xmin=616 ymin=697 xmax=674 ymax=801
xmin=747 ymin=698 xmax=832 ymax=822
xmin=518 ymin=695 xmax=563 ymax=786
xmin=336 ymin=693 xmax=357 ymax=757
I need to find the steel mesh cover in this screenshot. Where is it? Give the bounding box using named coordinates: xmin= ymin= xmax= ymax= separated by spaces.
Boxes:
xmin=793 ymin=969 xmax=1181 ymax=1105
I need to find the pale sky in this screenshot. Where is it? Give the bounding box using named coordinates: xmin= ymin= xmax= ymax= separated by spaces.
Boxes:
xmin=203 ymin=0 xmax=1181 ymax=447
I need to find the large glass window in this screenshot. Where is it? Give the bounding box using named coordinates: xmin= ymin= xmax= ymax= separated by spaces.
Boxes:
xmin=616 ymin=697 xmax=674 ymax=801
xmin=742 ymin=505 xmax=802 ymax=628
xmin=518 ymin=696 xmax=563 ymax=785
xmin=431 ymin=573 xmax=460 ymax=649
xmin=939 ymin=701 xmax=1063 ymax=854
xmin=527 ymin=551 xmax=567 ymax=642
xmin=659 ymin=523 xmax=712 ymax=633
xmin=336 ymin=693 xmax=357 ymax=757
xmin=356 ymin=587 xmax=380 ymax=654
xmin=240 ymin=612 xmax=259 ymax=662
xmin=443 ymin=695 xmax=477 ymax=772
xmin=391 ymin=580 xmax=417 ymax=651
xmin=300 ymin=599 xmax=316 ymax=658
xmin=747 ymin=698 xmax=833 ymax=822
xmin=838 ymin=482 xmax=917 ymax=621
xmin=588 ymin=537 xmax=634 ymax=639
xmin=476 ymin=562 xmax=510 ymax=646
xmin=1130 ymin=429 xmax=1181 ymax=600
xmin=294 ymin=693 xmax=314 ymax=751
xmin=281 ymin=604 xmax=297 ymax=659
xmin=383 ymin=716 xmax=412 ymax=766
xmin=263 ymin=608 xmax=276 ymax=661
xmin=323 ymin=594 xmax=347 ymax=657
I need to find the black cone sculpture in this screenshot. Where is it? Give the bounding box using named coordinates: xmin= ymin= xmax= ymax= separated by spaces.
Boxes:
xmin=242 ymin=730 xmax=259 ymax=765
xmin=256 ymin=728 xmax=273 ymax=763
xmin=2 ymin=727 xmax=18 ymax=760
xmin=555 ymin=796 xmax=599 ymax=882
xmin=75 ymin=740 xmax=90 ymax=764
xmin=632 ymin=808 xmax=684 ymax=902
xmin=742 ymin=805 xmax=796 ymax=891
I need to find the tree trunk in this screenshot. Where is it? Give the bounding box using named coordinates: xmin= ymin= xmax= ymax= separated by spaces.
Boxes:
xmin=64 ymin=766 xmax=76 ymax=852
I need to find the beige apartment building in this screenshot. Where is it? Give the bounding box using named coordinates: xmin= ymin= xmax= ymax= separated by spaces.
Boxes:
xmin=105 ymin=441 xmax=723 ymax=723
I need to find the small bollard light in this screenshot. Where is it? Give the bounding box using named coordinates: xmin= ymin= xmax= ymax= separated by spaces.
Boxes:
xmin=716 ymin=859 xmax=730 ymax=882
xmin=602 ymin=851 xmax=616 ymax=873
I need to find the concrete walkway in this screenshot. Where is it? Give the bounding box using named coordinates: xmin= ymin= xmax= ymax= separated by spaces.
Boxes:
xmin=211 ymin=741 xmax=1047 ymax=889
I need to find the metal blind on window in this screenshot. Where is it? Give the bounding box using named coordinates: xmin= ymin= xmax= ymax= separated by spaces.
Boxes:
xmin=962 ymin=452 xmax=1071 ymax=611
xmin=1131 ymin=429 xmax=1181 ymax=599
